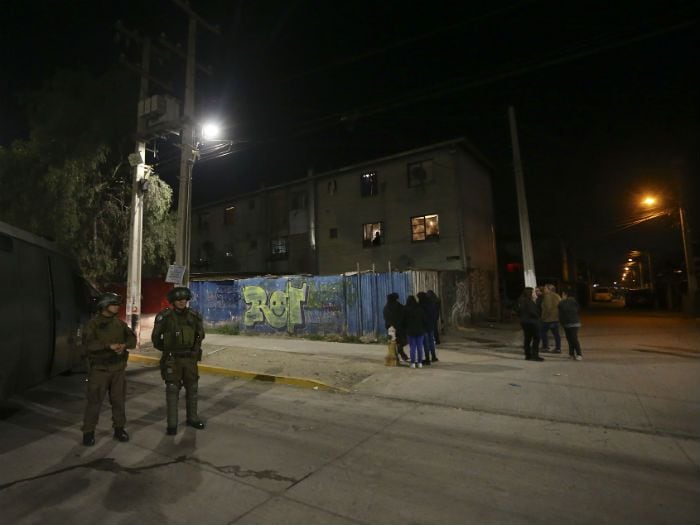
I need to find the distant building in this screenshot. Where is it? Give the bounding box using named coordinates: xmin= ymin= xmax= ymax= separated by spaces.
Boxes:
xmin=190 ymin=137 xmax=499 ymax=316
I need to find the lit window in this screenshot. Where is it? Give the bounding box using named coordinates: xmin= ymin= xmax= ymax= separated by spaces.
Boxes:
xmin=407 ymin=160 xmax=433 ymax=187
xmin=360 ymin=171 xmax=378 ymax=197
xmin=271 ymin=238 xmax=287 ymax=255
xmin=363 ymin=222 xmax=383 ymax=248
xmin=224 ymin=206 xmax=235 ymax=225
xmin=411 ymin=214 xmax=439 ymax=241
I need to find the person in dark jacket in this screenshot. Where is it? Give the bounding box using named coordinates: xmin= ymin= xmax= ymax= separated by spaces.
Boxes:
xmin=81 ymin=292 xmax=136 ymax=446
xmin=403 ymin=295 xmax=425 ymax=368
xmin=418 ymin=292 xmax=438 ymax=364
xmin=383 ymin=293 xmax=409 ymax=362
xmin=518 ymin=287 xmax=544 ymax=361
xmin=558 ymin=289 xmax=583 ymax=360
xmin=426 ymin=290 xmax=442 ymax=345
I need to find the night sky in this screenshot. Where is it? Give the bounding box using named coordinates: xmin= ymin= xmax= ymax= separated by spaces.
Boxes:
xmin=2 ymin=0 xmax=698 ymax=283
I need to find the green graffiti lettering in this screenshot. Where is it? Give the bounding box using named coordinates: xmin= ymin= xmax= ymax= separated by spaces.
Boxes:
xmin=287 ymin=282 xmax=307 ymax=331
xmin=267 ymin=290 xmax=288 ymax=328
xmin=243 ymin=286 xmax=267 ymax=326
xmin=243 ymin=282 xmax=308 ymax=331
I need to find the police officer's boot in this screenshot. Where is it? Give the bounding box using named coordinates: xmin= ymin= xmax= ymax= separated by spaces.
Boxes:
xmin=166 ymin=382 xmax=180 ymax=435
xmin=113 ymin=427 xmax=129 ymax=442
xmin=185 ymin=385 xmax=205 ymax=430
xmin=82 ymin=431 xmax=95 ymax=447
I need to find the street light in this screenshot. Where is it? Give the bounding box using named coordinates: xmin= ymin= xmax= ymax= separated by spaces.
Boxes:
xmin=173 ymin=122 xmax=233 ymax=287
xmin=640 ymin=195 xmax=696 ymax=311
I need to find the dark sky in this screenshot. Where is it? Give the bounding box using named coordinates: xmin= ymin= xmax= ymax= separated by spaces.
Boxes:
xmin=2 ymin=0 xmax=698 ymax=282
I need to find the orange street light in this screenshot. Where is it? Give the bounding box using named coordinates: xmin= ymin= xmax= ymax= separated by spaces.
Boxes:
xmin=642 ymin=196 xmax=657 ymax=207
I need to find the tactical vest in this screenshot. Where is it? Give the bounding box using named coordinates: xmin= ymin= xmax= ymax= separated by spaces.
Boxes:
xmin=86 ymin=317 xmax=129 ymax=367
xmin=162 ymin=311 xmax=198 ymax=353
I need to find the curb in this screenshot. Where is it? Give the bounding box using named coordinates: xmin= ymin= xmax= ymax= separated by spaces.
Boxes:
xmin=128 ymin=354 xmax=348 ymax=393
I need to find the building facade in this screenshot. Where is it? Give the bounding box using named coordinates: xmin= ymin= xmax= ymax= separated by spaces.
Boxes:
xmin=191 ymin=138 xmax=497 ymax=283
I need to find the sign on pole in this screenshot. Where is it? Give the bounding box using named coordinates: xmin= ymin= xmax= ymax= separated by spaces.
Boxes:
xmin=166 ymin=264 xmax=186 ymax=285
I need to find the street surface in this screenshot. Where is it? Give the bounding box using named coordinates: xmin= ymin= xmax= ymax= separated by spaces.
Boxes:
xmin=1 ymin=308 xmax=698 ymax=524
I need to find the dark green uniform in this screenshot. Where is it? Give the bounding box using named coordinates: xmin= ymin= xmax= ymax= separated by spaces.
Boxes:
xmin=151 ymin=307 xmax=205 ymax=431
xmin=81 ymin=314 xmax=136 ymax=433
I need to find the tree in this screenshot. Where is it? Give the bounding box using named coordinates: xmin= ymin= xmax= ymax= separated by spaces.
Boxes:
xmin=0 ymin=67 xmax=175 ymax=283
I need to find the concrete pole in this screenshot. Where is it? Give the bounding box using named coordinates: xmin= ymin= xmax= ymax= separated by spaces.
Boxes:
xmin=175 ymin=16 xmax=197 ymax=287
xmin=679 ymin=205 xmax=697 ymax=312
xmin=125 ymin=38 xmax=150 ymax=341
xmin=508 ymin=106 xmax=537 ymax=288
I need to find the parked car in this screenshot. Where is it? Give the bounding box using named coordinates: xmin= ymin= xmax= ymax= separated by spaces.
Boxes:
xmin=592 ymin=287 xmax=613 ymax=302
xmin=625 ymin=288 xmax=655 ymax=308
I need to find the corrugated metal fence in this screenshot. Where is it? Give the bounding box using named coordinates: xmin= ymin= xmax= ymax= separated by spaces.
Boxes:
xmin=189 ymin=270 xmax=436 ymax=337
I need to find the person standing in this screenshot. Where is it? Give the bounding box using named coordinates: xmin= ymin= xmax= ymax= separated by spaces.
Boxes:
xmin=404 ymin=295 xmax=425 ymax=368
xmin=418 ymin=291 xmax=438 ymax=364
xmin=540 ymin=284 xmax=562 ymax=353
xmin=558 ymin=289 xmax=583 ymax=360
xmin=152 ymin=286 xmax=206 ymax=435
xmin=426 ymin=290 xmax=442 ymax=345
xmin=81 ymin=292 xmax=136 ymax=446
xmin=518 ymin=287 xmax=544 ymax=361
xmin=383 ymin=293 xmax=409 ymax=362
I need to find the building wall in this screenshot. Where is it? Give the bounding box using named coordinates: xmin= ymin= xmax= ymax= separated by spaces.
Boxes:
xmin=191 ymin=139 xmax=496 ymax=285
xmin=316 ymin=146 xmax=467 ymax=274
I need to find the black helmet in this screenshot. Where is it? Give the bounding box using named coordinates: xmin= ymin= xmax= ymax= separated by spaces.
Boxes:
xmin=97 ymin=292 xmax=122 ymax=310
xmin=167 ymin=286 xmax=192 ymax=303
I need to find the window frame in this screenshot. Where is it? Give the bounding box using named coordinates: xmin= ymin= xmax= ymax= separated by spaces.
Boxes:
xmin=360 ymin=171 xmax=378 ymax=197
xmin=410 ymin=214 xmax=440 ymax=242
xmin=362 ymin=221 xmax=384 ymax=248
xmin=407 ymin=159 xmax=434 ymax=188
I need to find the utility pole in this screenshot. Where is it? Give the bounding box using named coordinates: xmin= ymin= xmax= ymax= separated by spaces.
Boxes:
xmin=508 ymin=106 xmax=537 ymax=288
xmin=125 ymin=37 xmax=150 ymax=340
xmin=679 ymin=205 xmax=697 ymax=312
xmin=173 ymin=1 xmax=220 ymax=287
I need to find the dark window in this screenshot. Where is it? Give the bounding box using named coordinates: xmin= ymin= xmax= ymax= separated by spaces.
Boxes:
xmin=329 ymin=228 xmax=338 ymax=239
xmin=291 ymin=191 xmax=307 ymax=210
xmin=363 ymin=222 xmax=383 ymax=248
xmin=250 ymin=240 xmax=258 ymax=250
xmin=411 ymin=214 xmax=440 ymax=241
xmin=224 ymin=206 xmax=236 ymax=225
xmin=0 ymin=234 xmax=13 ymax=252
xmin=360 ymin=171 xmax=378 ymax=197
xmin=271 ymin=237 xmax=288 ymax=255
xmin=249 ymin=199 xmax=255 ymax=210
xmin=407 ymin=159 xmax=434 ymax=187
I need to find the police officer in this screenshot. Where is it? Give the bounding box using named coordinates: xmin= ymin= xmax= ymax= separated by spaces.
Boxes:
xmin=151 ymin=286 xmax=206 ymax=435
xmin=81 ymin=292 xmax=136 ymax=446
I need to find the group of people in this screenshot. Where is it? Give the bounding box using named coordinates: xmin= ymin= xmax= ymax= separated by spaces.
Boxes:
xmin=383 ymin=290 xmax=441 ymax=368
xmin=80 ymin=286 xmax=205 ymax=446
xmin=517 ymin=284 xmax=583 ymax=362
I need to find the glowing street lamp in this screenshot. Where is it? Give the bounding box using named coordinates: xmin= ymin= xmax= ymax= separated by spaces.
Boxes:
xmin=636 ymin=193 xmax=696 ymax=311
xmin=201 ymin=122 xmax=221 ymax=141
xmin=641 ymin=196 xmax=657 ymax=207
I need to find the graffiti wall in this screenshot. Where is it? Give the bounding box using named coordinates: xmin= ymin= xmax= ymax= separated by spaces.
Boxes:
xmin=188 ymin=269 xmax=490 ymax=337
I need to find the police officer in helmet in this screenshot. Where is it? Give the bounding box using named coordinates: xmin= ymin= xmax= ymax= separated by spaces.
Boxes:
xmin=81 ymin=292 xmax=136 ymax=446
xmin=151 ymin=286 xmax=206 ymax=435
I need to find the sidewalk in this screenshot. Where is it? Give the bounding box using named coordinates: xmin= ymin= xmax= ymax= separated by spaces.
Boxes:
xmin=130 ymin=315 xmax=523 ymax=392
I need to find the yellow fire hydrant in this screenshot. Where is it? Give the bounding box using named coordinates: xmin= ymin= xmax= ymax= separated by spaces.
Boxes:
xmin=385 ymin=326 xmax=399 ymax=367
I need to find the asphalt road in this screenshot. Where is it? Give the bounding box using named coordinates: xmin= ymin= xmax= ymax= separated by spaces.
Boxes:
xmin=1 ymin=309 xmax=698 ymax=524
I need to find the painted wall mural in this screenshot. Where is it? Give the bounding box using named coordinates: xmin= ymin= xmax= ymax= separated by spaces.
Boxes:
xmin=188 ymin=269 xmax=482 ymax=337
xmin=243 ymin=281 xmax=307 ymax=331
